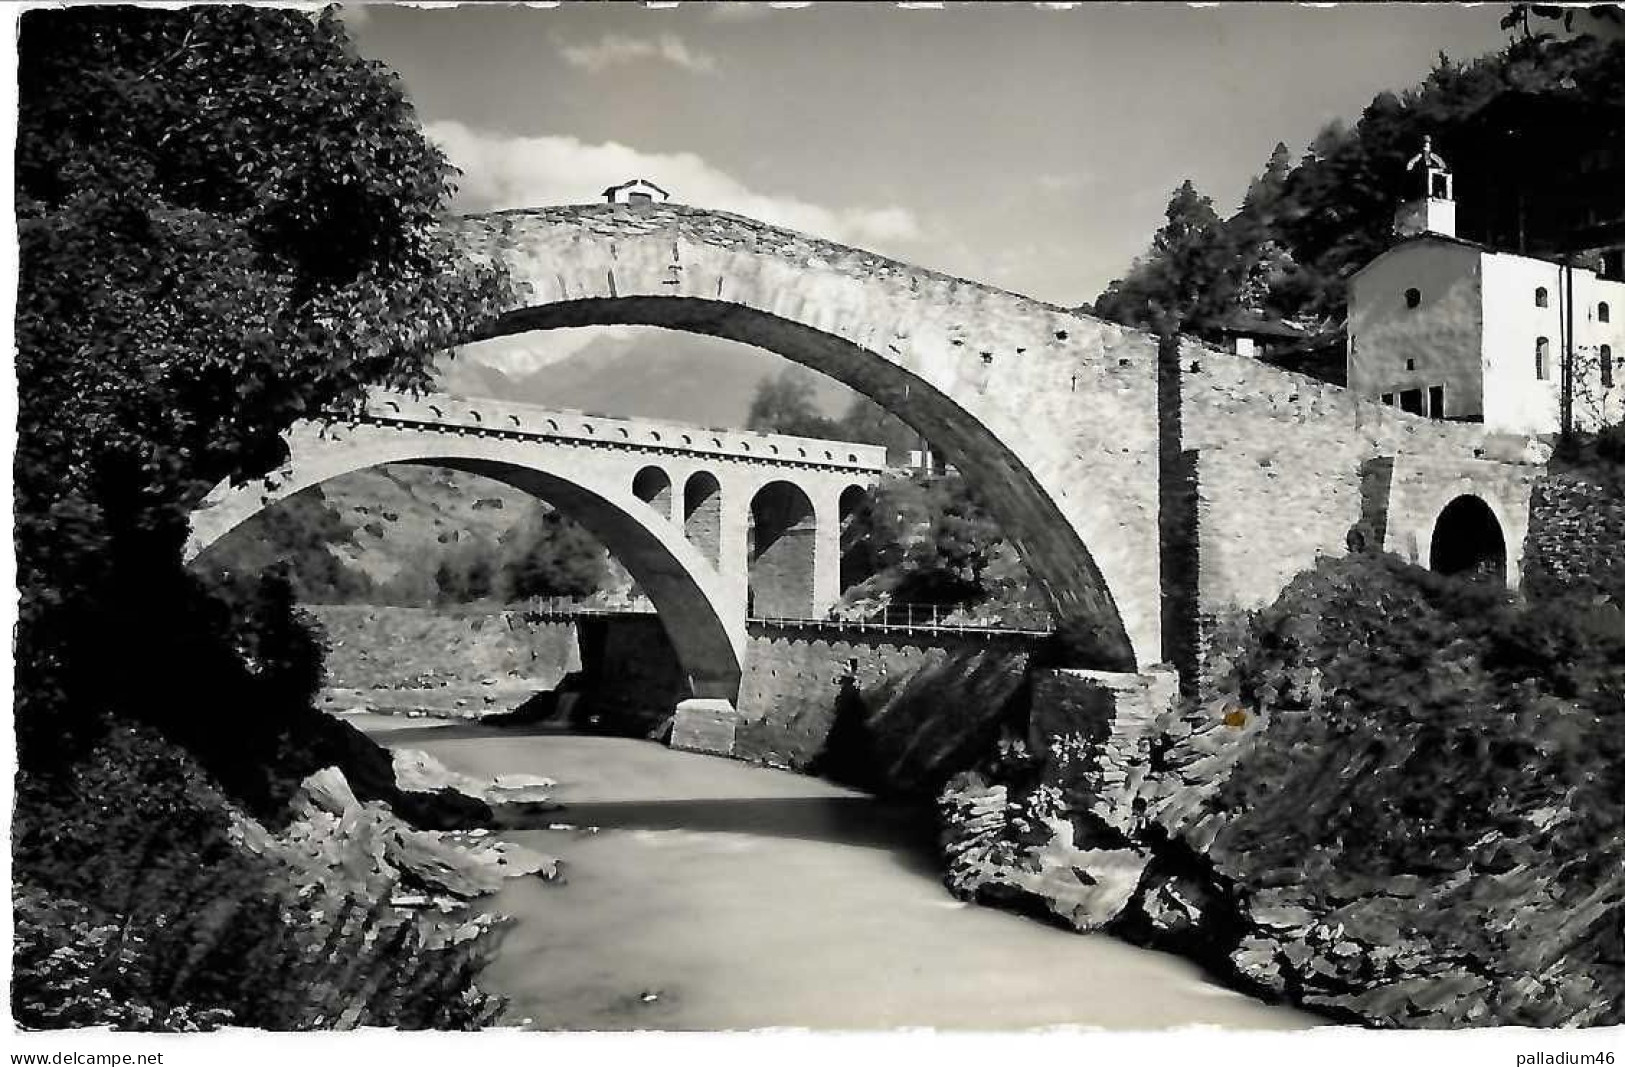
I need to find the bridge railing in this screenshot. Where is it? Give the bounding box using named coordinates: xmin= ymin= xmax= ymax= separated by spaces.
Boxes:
xmin=754 ymin=602 xmax=1055 ymax=638
xmin=518 ymin=596 xmax=1055 ymax=637
xmin=521 ymin=595 xmax=657 ymax=618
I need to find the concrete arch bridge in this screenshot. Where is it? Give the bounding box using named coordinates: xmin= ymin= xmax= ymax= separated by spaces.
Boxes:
xmin=187 ymin=391 xmax=888 ymax=703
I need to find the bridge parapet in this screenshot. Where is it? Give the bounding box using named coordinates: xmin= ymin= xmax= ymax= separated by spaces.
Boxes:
xmin=354 ymin=389 xmax=890 ymax=474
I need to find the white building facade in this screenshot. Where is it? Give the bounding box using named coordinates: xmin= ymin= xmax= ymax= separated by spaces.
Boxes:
xmin=1347 ymin=144 xmax=1625 ymax=435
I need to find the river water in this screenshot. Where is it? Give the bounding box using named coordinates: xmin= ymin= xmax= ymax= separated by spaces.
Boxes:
xmin=352 ymin=713 xmax=1319 ymax=1032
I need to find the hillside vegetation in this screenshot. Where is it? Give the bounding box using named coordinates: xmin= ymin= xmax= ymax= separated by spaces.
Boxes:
xmin=197 ymin=464 xmax=633 ymax=608
xmin=1089 ymin=21 xmax=1625 ymax=350
xmin=1200 ymin=550 xmax=1625 ymax=1025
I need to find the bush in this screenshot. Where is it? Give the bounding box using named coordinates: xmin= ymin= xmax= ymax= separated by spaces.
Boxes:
xmin=1207 ymin=555 xmax=1625 ymax=1019
xmin=12 ymin=726 xmax=507 ymax=1031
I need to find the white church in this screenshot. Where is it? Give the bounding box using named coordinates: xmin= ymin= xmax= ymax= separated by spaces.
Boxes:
xmin=1346 ymin=137 xmax=1625 ymax=435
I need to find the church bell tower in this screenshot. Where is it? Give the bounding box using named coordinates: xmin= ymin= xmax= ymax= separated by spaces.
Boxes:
xmin=1394 ymin=135 xmax=1457 ymax=239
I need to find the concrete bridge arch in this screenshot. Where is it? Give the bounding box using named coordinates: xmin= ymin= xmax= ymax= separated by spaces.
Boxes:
xmin=188 ymin=420 xmax=747 ymax=701
xmin=456 ymin=203 xmax=1161 ymax=670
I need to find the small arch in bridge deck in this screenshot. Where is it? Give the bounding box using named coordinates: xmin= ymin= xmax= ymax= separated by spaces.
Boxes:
xmin=749 ymin=480 xmax=817 ymax=618
xmin=838 ymin=484 xmax=872 ymax=593
xmin=684 ymin=471 xmax=723 ymax=566
xmin=633 ymin=465 xmax=674 ymax=518
xmin=1428 ymin=494 xmax=1507 ymax=583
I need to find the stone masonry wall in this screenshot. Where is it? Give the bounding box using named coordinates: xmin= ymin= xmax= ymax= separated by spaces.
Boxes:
xmin=1173 ymin=343 xmax=1542 ymax=692
xmin=732 ymin=623 xmax=1042 ymax=796
xmin=312 ymin=605 xmax=581 ymax=692
xmin=1523 ymin=472 xmax=1625 ymax=600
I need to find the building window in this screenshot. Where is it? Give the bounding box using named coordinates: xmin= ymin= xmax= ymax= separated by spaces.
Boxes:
xmin=1601 ymin=302 xmax=1611 ymax=324
xmin=1605 ymin=345 xmax=1615 ymax=389
xmin=1429 ymin=385 xmax=1445 ymax=418
xmin=1399 ymin=388 xmax=1424 ymax=414
xmin=1380 ymin=393 xmax=1395 ymax=406
xmin=1404 ymin=288 xmax=1421 ymax=309
xmin=1535 ymin=287 xmax=1549 ymax=308
xmin=1405 ymin=357 xmax=1416 ymax=371
xmin=1536 ymin=336 xmax=1550 ymax=380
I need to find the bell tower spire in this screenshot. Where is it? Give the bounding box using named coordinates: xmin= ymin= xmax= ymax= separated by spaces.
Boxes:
xmin=1394 ymin=135 xmax=1456 ymax=239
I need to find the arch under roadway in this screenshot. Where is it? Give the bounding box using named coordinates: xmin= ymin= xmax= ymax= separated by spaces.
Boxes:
xmin=454 ymin=202 xmax=1155 ymax=671
xmin=187 ymin=421 xmax=746 ymax=702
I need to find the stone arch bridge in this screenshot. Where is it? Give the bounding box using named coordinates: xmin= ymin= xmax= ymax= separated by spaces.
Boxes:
xmin=192 ymin=201 xmax=1548 ymax=717
xmin=188 ymin=391 xmax=888 ymax=702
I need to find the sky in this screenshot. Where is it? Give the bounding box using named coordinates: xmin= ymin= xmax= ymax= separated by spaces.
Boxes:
xmin=342 ymin=1 xmax=1516 ymax=419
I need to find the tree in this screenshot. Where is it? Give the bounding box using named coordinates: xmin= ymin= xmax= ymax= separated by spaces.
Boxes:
xmin=839 ymin=473 xmax=1042 ymax=617
xmin=1090 ymin=25 xmax=1625 ymax=340
xmin=1092 ymin=180 xmax=1239 ymax=339
xmin=745 ymin=366 xmax=841 ymax=438
xmin=14 ymin=6 xmax=508 ymax=772
xmin=500 ymin=507 xmax=611 ymax=601
xmin=195 ymin=488 xmax=373 ymax=603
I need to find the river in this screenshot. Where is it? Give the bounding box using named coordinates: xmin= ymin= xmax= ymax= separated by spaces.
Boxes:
xmin=352 ymin=713 xmax=1320 ymax=1031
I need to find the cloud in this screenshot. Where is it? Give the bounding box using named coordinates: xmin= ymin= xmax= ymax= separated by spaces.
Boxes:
xmin=706 ymin=2 xmax=807 ymax=19
xmin=428 ymin=121 xmax=926 ymax=251
xmin=1035 ymin=171 xmax=1094 ymax=193
xmin=557 ymin=32 xmax=718 ymax=74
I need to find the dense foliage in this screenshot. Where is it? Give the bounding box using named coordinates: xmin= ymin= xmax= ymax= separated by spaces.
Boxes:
xmin=433 ymin=504 xmax=611 ymax=605
xmin=15 ymin=5 xmax=507 ymax=769
xmin=199 ymin=491 xmax=378 ymax=603
xmin=1211 ymin=554 xmax=1625 ymax=1021
xmin=743 ymin=368 xmax=1049 ymax=624
xmin=13 ymin=6 xmax=510 ymax=1029
xmin=838 ymin=473 xmax=1049 ymax=626
xmin=1090 ymin=19 xmax=1625 ymax=345
xmin=13 ymin=727 xmax=504 ymax=1030
xmin=199 ymin=483 xmax=614 ymax=607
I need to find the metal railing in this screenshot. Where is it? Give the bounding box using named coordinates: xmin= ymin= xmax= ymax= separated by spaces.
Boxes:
xmin=518 ymin=596 xmax=1054 ymax=637
xmin=752 ymin=602 xmax=1054 ymax=637
xmin=521 ymin=595 xmax=656 ymax=619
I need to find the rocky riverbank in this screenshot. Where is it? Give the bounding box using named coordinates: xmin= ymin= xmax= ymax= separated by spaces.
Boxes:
xmin=940 ymin=560 xmax=1625 ymax=1029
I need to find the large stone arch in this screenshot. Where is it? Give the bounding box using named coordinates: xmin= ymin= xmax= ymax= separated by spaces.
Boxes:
xmin=456 ymin=204 xmax=1162 ymax=670
xmin=186 ymin=422 xmax=744 ymax=699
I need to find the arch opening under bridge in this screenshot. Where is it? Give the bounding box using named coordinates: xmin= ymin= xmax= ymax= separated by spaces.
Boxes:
xmin=458 ymin=204 xmax=1153 ymax=671
xmin=188 ymin=430 xmax=746 ymax=702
